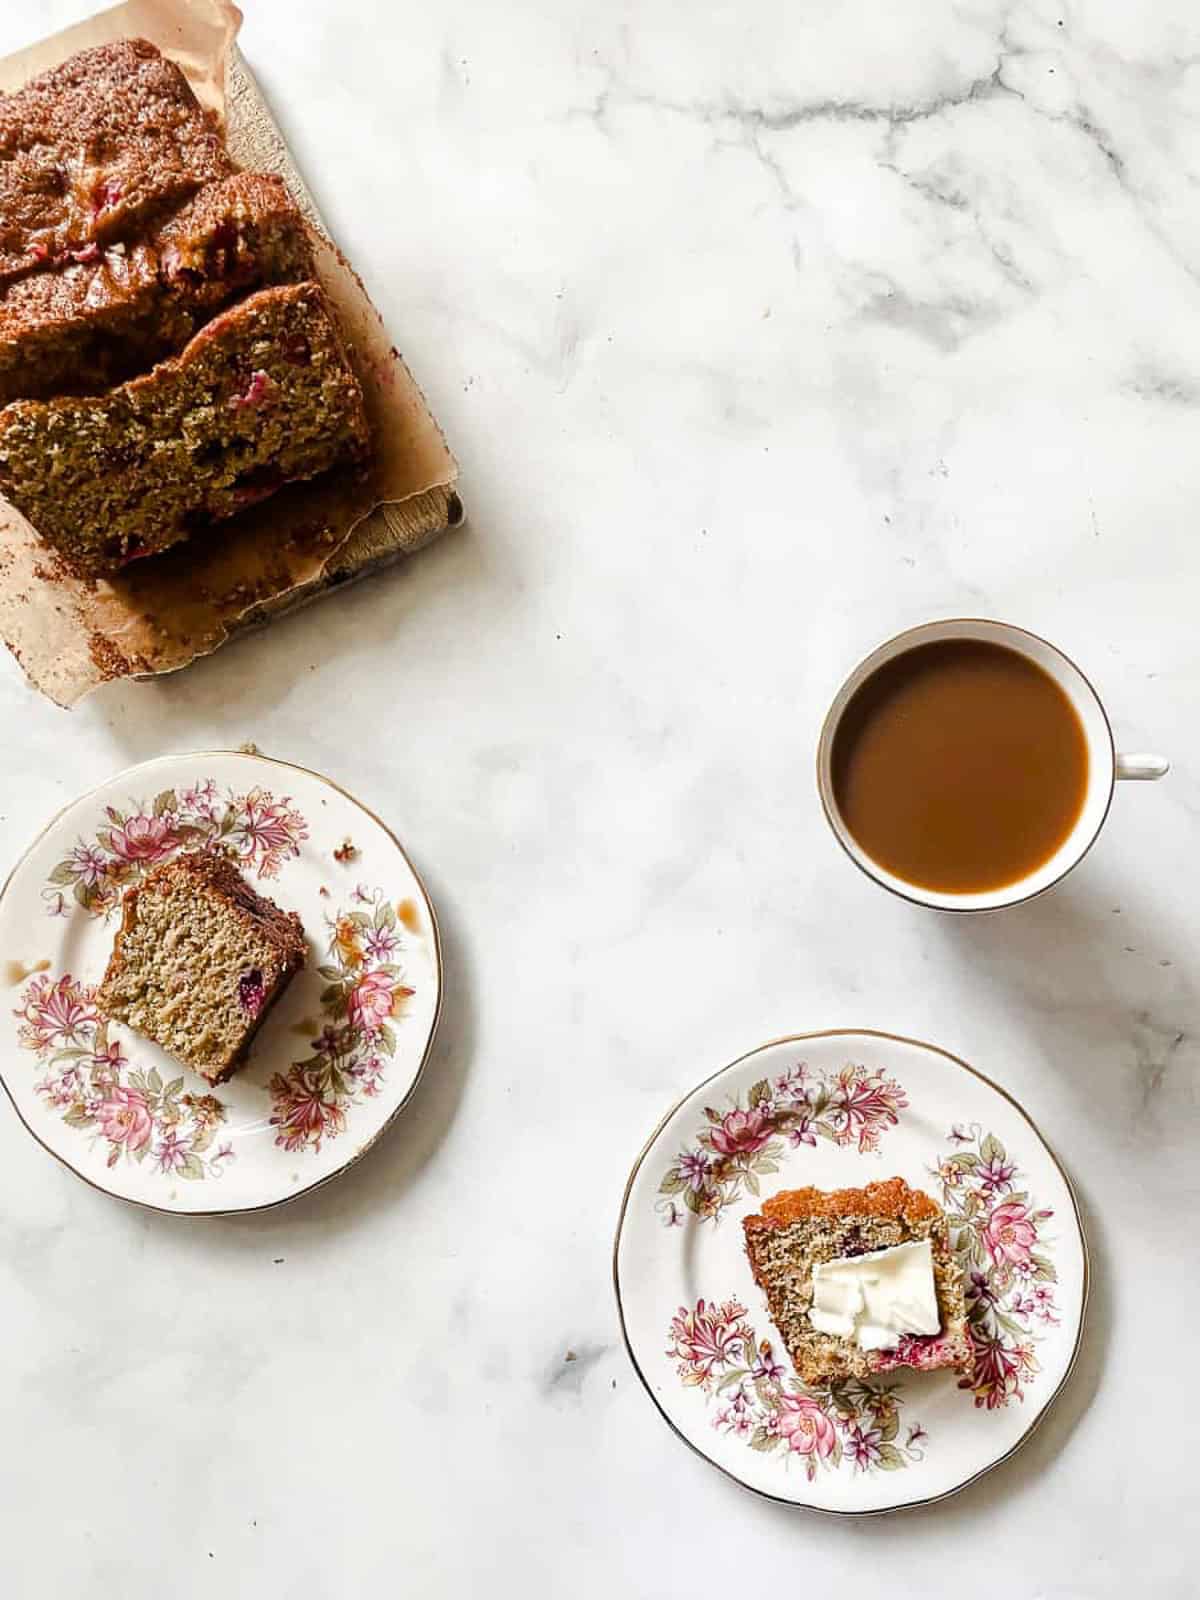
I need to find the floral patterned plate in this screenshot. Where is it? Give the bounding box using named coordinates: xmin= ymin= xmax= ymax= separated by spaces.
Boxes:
xmin=614 ymin=1032 xmax=1087 ymax=1514
xmin=0 ymin=752 xmax=441 ymax=1215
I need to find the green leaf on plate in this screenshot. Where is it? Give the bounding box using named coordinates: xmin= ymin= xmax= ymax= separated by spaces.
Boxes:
xmin=1030 ymin=1253 xmax=1057 ymax=1283
xmin=980 ymin=1132 xmax=1006 ymax=1166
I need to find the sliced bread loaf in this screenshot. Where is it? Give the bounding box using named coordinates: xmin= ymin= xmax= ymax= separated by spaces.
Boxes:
xmin=0 ymin=279 xmax=371 ymax=575
xmin=0 ymin=172 xmax=315 ymax=405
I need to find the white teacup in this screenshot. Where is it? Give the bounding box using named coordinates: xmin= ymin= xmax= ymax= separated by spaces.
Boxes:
xmin=816 ymin=618 xmax=1168 ymax=912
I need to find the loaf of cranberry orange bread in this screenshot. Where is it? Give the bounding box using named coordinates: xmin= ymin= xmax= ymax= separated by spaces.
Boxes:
xmin=742 ymin=1178 xmax=972 ymax=1384
xmin=0 ymin=39 xmax=232 ymax=283
xmin=0 ymin=173 xmax=315 ymax=405
xmin=97 ymin=850 xmax=307 ymax=1085
xmin=0 ymin=279 xmax=371 ymax=576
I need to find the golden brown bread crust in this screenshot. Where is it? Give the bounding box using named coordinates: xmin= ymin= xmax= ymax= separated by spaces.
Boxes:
xmin=755 ymin=1177 xmax=942 ymax=1228
xmin=0 ymin=39 xmax=232 ymax=282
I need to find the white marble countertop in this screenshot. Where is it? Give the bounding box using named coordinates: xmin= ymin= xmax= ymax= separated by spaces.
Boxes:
xmin=1 ymin=2 xmax=1197 ymax=1594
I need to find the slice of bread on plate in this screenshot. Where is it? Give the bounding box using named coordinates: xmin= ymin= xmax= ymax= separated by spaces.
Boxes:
xmin=742 ymin=1177 xmax=971 ymax=1384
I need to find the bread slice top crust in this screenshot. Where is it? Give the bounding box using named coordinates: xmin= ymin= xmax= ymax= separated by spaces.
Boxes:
xmin=0 ymin=39 xmax=232 ymax=282
xmin=757 ymin=1177 xmax=942 ymax=1227
xmin=743 ymin=1178 xmax=972 ymax=1384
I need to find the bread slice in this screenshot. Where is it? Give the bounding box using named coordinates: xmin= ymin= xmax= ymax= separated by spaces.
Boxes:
xmin=0 ymin=173 xmax=315 ymax=405
xmin=742 ymin=1178 xmax=971 ymax=1383
xmin=0 ymin=279 xmax=371 ymax=575
xmin=0 ymin=39 xmax=232 ymax=283
xmin=96 ymin=850 xmax=306 ymax=1085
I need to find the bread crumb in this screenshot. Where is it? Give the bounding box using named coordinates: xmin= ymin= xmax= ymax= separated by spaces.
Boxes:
xmin=237 ymin=741 xmax=261 ymax=755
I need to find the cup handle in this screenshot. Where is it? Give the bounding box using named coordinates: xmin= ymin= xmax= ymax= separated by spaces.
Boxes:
xmin=1115 ymin=752 xmax=1170 ymax=781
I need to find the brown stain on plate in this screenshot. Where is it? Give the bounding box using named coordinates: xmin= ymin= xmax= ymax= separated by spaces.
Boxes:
xmin=397 ymin=898 xmax=421 ymax=934
xmin=5 ymin=958 xmax=49 ymax=986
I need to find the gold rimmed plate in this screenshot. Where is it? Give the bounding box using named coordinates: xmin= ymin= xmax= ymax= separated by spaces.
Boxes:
xmin=0 ymin=752 xmax=441 ymax=1215
xmin=614 ymin=1031 xmax=1087 ymax=1513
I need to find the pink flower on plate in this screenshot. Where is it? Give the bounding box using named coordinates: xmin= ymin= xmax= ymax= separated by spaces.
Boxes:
xmin=978 ymin=1155 xmax=1016 ymax=1195
xmin=348 ymin=1051 xmax=387 ymax=1097
xmin=752 ymin=1344 xmax=785 ymax=1382
xmin=826 ymin=1066 xmax=907 ymax=1153
xmin=348 ymin=970 xmax=406 ymax=1036
xmin=708 ymin=1107 xmax=773 ymax=1157
xmin=68 ymin=841 xmax=109 ymax=888
xmin=772 ymin=1065 xmax=809 ymax=1102
xmin=982 ymin=1199 xmax=1038 ymax=1269
xmin=97 ymin=1087 xmax=153 ymax=1152
xmin=1031 ymin=1285 xmax=1059 ymax=1325
xmin=108 ymin=812 xmax=177 ymax=865
xmin=720 ymin=1406 xmax=753 ymax=1440
xmin=180 ymin=778 xmax=217 ymax=807
xmin=364 ymin=925 xmax=400 ymax=962
xmin=773 ymin=1394 xmax=837 ymax=1459
xmin=155 ymin=1129 xmax=189 ymax=1172
xmin=963 ymin=1334 xmax=1022 ymax=1410
xmin=228 ymin=788 xmax=307 ymax=877
xmin=844 ymin=1423 xmax=883 ymax=1470
xmin=675 ymin=1150 xmax=711 ymax=1192
xmin=15 ymin=973 xmax=98 ymax=1056
xmin=787 ymin=1116 xmax=817 ymax=1149
xmin=92 ymin=1040 xmax=128 ymax=1073
xmin=37 ymin=1065 xmax=83 ymax=1109
xmin=268 ymin=1066 xmax=346 ymax=1153
xmin=667 ymin=1299 xmax=751 ymax=1386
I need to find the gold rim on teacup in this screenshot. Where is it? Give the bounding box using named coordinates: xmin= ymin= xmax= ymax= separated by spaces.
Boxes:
xmin=816 ymin=619 xmax=1169 ymax=914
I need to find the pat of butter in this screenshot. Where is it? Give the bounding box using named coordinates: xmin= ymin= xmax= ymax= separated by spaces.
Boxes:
xmin=809 ymin=1239 xmax=941 ymax=1351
